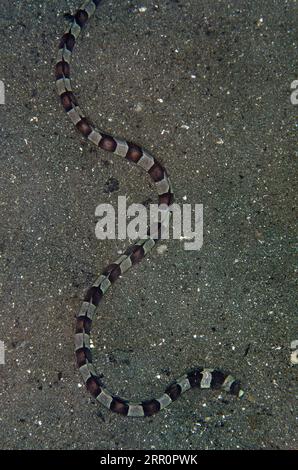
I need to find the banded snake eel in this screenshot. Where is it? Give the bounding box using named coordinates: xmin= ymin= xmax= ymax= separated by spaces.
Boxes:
xmin=55 ymin=0 xmax=244 ymax=417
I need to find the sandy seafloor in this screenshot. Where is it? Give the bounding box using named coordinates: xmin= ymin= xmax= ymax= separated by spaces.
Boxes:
xmin=0 ymin=0 xmax=297 ymax=450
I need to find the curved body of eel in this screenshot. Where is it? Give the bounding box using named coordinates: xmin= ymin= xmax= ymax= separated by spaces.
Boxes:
xmin=55 ymin=0 xmax=244 ymax=417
